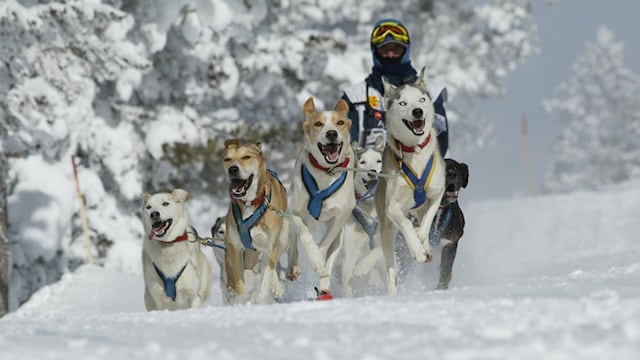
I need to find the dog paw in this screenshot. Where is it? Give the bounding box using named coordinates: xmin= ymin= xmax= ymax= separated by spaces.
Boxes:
xmin=286 ymin=265 xmax=299 ymax=281
xmin=412 ymin=250 xmax=432 ymax=263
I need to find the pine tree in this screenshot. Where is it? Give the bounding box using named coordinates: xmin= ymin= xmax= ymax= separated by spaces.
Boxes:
xmin=543 ymin=27 xmax=640 ymax=192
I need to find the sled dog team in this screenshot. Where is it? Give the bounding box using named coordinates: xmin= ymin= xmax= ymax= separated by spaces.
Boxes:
xmin=142 ymin=70 xmax=469 ymax=311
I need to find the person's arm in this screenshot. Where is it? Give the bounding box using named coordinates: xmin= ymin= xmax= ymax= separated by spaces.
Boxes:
xmin=341 ymin=91 xmax=361 ymax=144
xmin=433 ymin=89 xmax=449 ymax=157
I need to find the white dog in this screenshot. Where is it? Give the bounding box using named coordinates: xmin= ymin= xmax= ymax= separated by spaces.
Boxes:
xmin=142 ymin=189 xmax=212 ymax=311
xmin=375 ymin=68 xmax=446 ymax=296
xmin=289 ymin=97 xmax=355 ymax=300
xmin=209 ymin=216 xmax=227 ymax=292
xmin=340 ymin=139 xmax=386 ymax=296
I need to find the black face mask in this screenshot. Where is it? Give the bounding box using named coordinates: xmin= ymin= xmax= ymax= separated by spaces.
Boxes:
xmin=376 ymin=48 xmax=406 ymax=66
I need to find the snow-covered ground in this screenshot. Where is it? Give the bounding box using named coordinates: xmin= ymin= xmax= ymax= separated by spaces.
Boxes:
xmin=1 ymin=181 xmax=640 ymax=360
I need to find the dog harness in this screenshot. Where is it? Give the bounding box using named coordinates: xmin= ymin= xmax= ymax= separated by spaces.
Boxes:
xmin=429 ymin=205 xmax=452 ymax=246
xmin=352 ymin=207 xmax=378 ymax=248
xmin=392 ymin=151 xmax=437 ymax=209
xmin=153 ymin=262 xmax=188 ymax=301
xmin=301 ymin=155 xmax=350 ymax=220
xmin=232 ymin=188 xmax=272 ymax=251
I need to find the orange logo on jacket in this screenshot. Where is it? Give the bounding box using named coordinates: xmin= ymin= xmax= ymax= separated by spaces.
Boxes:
xmin=368 ymin=96 xmax=380 ymax=109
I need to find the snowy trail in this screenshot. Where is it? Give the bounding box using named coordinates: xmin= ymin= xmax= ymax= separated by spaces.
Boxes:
xmin=1 ymin=183 xmax=640 ymax=359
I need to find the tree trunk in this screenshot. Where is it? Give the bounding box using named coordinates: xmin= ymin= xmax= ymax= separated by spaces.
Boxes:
xmin=0 ymin=153 xmax=9 ymax=317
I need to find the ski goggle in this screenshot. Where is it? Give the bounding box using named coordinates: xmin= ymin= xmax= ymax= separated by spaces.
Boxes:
xmin=371 ymin=22 xmax=409 ymax=46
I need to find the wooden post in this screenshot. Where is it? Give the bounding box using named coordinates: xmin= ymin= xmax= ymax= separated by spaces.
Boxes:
xmin=71 ymin=156 xmax=94 ymax=264
xmin=521 ymin=114 xmax=535 ymax=196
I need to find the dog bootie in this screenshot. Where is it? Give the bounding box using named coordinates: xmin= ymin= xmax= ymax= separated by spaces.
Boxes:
xmin=315 ymin=287 xmax=334 ymax=301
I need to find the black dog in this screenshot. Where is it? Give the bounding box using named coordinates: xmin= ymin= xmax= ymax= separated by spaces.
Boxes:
xmin=429 ymin=158 xmax=469 ymax=290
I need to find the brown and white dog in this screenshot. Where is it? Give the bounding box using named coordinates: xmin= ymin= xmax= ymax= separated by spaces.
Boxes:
xmin=142 ymin=189 xmax=212 ymax=311
xmin=222 ymin=139 xmax=291 ymax=304
xmin=288 ymin=97 xmax=355 ymax=300
xmin=375 ymin=68 xmax=446 ymax=295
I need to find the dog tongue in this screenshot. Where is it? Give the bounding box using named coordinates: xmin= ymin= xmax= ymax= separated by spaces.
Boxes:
xmin=412 ymin=120 xmax=425 ymax=132
xmin=324 ymin=144 xmax=340 ymax=162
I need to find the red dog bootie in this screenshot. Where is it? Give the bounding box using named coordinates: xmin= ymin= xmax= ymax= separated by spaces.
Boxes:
xmin=315 ymin=287 xmax=334 ymax=301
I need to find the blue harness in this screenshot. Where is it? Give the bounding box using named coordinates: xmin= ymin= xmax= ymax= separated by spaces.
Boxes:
xmin=153 ymin=262 xmax=187 ymax=301
xmin=302 ymin=163 xmax=348 ymax=220
xmin=392 ymin=152 xmax=436 ymax=209
xmin=352 ymin=207 xmax=378 ymax=248
xmin=429 ymin=206 xmax=452 ymax=247
xmin=232 ymin=189 xmax=272 ymax=251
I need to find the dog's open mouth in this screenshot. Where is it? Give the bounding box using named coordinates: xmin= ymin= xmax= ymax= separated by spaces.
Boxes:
xmin=402 ymin=118 xmax=426 ymax=135
xmin=229 ymin=174 xmax=253 ymax=198
xmin=444 ymin=185 xmax=459 ymax=204
xmin=150 ymin=219 xmax=172 ymax=239
xmin=318 ymin=142 xmax=343 ymax=164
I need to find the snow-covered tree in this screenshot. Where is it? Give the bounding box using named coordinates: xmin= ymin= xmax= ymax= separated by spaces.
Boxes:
xmin=543 ymin=26 xmax=640 ymax=193
xmin=0 ymin=0 xmax=149 ymax=307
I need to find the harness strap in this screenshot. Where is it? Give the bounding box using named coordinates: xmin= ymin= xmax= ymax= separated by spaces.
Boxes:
xmin=232 ymin=189 xmax=272 ymax=250
xmin=392 ymin=152 xmax=436 ymax=209
xmin=153 ymin=262 xmax=188 ymax=301
xmin=356 ymin=179 xmax=378 ymax=205
xmin=429 ymin=205 xmax=452 ymax=247
xmin=352 ymin=207 xmax=378 ymax=248
xmin=302 ymin=163 xmax=348 ymax=220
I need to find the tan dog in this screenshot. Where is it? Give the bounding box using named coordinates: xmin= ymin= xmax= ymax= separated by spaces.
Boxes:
xmin=222 ymin=139 xmax=291 ymax=304
xmin=142 ymin=189 xmax=212 ymax=311
xmin=288 ymin=97 xmax=355 ymax=300
xmin=376 ymin=68 xmax=446 ymax=295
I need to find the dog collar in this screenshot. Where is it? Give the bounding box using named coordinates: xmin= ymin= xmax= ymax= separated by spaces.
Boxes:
xmin=234 ymin=188 xmax=267 ymax=207
xmin=149 ymin=231 xmax=189 ymax=243
xmin=393 ymin=133 xmax=431 ymax=153
xmin=171 ymin=232 xmax=189 ymax=243
xmin=308 ymin=153 xmax=350 ymax=173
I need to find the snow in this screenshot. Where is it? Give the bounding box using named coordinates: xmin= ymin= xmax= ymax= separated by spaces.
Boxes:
xmin=2 ymin=181 xmax=640 ymax=359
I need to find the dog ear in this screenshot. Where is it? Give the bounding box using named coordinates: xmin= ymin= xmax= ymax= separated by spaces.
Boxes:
xmin=142 ymin=193 xmax=151 ymax=203
xmin=381 ymin=76 xmax=396 ymax=96
xmin=373 ymin=136 xmax=386 ymax=152
xmin=252 ymin=141 xmax=263 ymax=155
xmin=303 ymin=97 xmax=316 ymax=118
xmin=172 ymin=188 xmax=190 ymax=203
xmin=416 ymin=66 xmax=429 ymax=92
xmin=224 ymin=139 xmax=240 ymax=149
xmin=352 ymin=141 xmax=364 ymax=155
xmin=335 ymin=99 xmax=349 ymax=115
xmin=460 ymin=163 xmax=469 ymax=188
